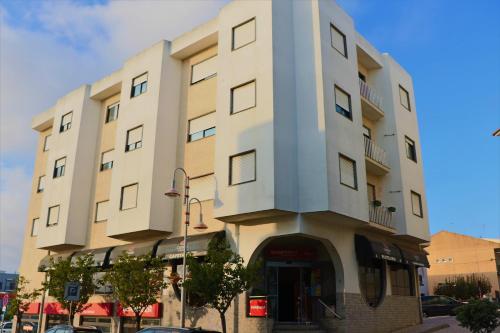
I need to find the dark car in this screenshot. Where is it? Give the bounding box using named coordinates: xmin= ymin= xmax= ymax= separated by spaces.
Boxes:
xmin=421 ymin=295 xmax=465 ymax=317
xmin=45 ymin=325 xmax=103 ymax=333
xmin=137 ymin=327 xmax=220 ymax=333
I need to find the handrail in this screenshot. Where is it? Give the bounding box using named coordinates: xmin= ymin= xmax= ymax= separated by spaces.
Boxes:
xmin=368 ymin=201 xmax=395 ymax=229
xmin=364 ymin=136 xmax=389 ymax=167
xmin=317 ymin=299 xmax=343 ymax=320
xmin=359 ymin=78 xmax=383 ymax=110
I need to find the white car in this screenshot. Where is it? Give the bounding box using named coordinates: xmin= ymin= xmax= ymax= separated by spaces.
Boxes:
xmin=0 ymin=322 xmax=13 ymax=333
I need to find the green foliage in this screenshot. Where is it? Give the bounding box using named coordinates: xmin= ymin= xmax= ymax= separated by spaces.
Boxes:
xmin=6 ymin=276 xmax=41 ymax=329
xmin=434 ymin=274 xmax=492 ymax=300
xmin=43 ymin=254 xmax=99 ymax=321
xmin=182 ymin=237 xmax=261 ymax=333
xmin=103 ymin=252 xmax=167 ymax=331
xmin=456 ymin=299 xmax=500 ymax=333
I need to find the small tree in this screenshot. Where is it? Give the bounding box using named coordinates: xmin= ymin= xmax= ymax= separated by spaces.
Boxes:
xmin=103 ymin=253 xmax=167 ymax=331
xmin=43 ymin=254 xmax=99 ymax=323
xmin=434 ymin=274 xmax=492 ymax=300
xmin=182 ymin=237 xmax=261 ymax=333
xmin=6 ymin=276 xmax=41 ymax=332
xmin=456 ymin=299 xmax=500 ymax=333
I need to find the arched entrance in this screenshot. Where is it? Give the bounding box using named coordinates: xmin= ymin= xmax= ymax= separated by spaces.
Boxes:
xmin=248 ymin=234 xmax=342 ymax=323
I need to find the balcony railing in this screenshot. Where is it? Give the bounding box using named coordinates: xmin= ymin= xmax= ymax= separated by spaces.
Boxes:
xmin=359 ymin=78 xmax=383 ymax=110
xmin=368 ymin=201 xmax=395 ymax=229
xmin=364 ymin=136 xmax=389 ymax=167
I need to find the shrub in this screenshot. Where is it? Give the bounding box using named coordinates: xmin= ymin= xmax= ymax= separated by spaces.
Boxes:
xmin=456 ymin=299 xmax=500 ymax=333
xmin=434 ymin=274 xmax=492 ymax=300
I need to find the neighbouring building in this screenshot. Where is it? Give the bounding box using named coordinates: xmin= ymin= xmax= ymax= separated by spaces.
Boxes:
xmin=426 ymin=231 xmax=500 ymax=300
xmin=17 ymin=1 xmax=431 ymax=332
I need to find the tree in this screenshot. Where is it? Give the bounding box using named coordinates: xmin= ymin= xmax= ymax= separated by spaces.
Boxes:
xmin=182 ymin=237 xmax=261 ymax=333
xmin=456 ymin=299 xmax=500 ymax=333
xmin=103 ymin=252 xmax=167 ymax=331
xmin=434 ymin=274 xmax=492 ymax=300
xmin=43 ymin=254 xmax=99 ymax=324
xmin=6 ymin=276 xmax=41 ymax=333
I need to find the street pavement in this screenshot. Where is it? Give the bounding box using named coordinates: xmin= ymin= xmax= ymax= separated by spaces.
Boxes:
xmin=394 ymin=316 xmax=500 ymax=333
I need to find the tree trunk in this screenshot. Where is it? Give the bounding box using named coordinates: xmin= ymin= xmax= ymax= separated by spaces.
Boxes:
xmin=135 ymin=314 xmax=141 ymax=332
xmin=219 ymin=312 xmax=226 ymax=333
xmin=16 ymin=312 xmax=23 ymax=333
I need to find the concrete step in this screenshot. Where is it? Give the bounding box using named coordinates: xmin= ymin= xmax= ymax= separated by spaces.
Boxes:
xmin=273 ymin=322 xmax=325 ymax=333
xmin=273 ymin=330 xmax=326 ymax=333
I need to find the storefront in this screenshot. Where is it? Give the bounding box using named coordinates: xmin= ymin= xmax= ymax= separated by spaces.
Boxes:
xmin=79 ymin=303 xmax=114 ymax=333
xmin=44 ymin=303 xmax=69 ymax=329
xmin=20 ymin=303 xmax=41 ymax=333
xmin=118 ymin=303 xmax=161 ymax=333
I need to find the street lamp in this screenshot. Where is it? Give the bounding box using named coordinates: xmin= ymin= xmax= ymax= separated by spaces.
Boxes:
xmin=165 ymin=168 xmax=207 ymax=328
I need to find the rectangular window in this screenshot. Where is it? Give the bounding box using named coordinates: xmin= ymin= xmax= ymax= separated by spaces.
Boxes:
xmin=339 ymin=154 xmax=357 ymax=189
xmin=389 ymin=263 xmax=414 ymax=296
xmin=131 ymin=72 xmax=148 ymax=98
xmin=125 ymin=126 xmax=143 ymax=152
xmin=189 ymin=174 xmax=215 ymax=201
xmin=100 ymin=150 xmax=114 ymax=171
xmin=230 ymin=150 xmax=256 ymax=185
xmin=358 ymin=72 xmax=366 ymax=82
xmin=47 ymin=205 xmax=60 ymax=226
xmin=188 ymin=112 xmax=216 ymax=142
xmin=330 ymin=24 xmax=347 ymax=58
xmin=362 ymin=125 xmax=371 ymax=139
xmin=37 ymin=175 xmax=46 ymax=193
xmin=53 ymin=157 xmax=66 ymax=178
xmin=191 ymin=56 xmax=217 ymax=84
xmin=31 ymin=218 xmax=40 ymax=236
xmin=43 ymin=135 xmax=51 ymax=151
xmin=334 ymin=85 xmax=352 ymax=119
xmin=405 ymin=136 xmax=417 ymax=162
xmin=411 ymin=191 xmax=423 ymax=217
xmin=399 ymin=85 xmax=411 ymax=111
xmin=95 ymin=200 xmax=109 ymax=222
xmin=120 ymin=183 xmax=138 ymax=210
xmin=367 ymin=183 xmax=376 ymax=202
xmin=231 ymin=80 xmax=256 ymax=114
xmin=60 ymin=112 xmax=73 ymax=133
xmin=106 ymin=103 xmax=119 ymax=123
xmin=232 ymin=18 xmax=256 ymax=50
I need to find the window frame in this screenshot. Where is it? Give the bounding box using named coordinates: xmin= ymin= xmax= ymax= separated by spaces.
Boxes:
xmin=389 ymin=262 xmax=415 ymax=296
xmin=330 ymin=23 xmax=348 ymax=58
xmin=411 ymin=190 xmax=423 ymax=218
xmin=130 ymin=72 xmax=148 ymax=98
xmin=105 ymin=102 xmax=120 ymax=123
xmin=47 ymin=205 xmax=60 ymax=227
xmin=43 ymin=135 xmax=51 ymax=152
xmin=358 ymin=257 xmax=386 ymax=307
xmin=59 ymin=111 xmax=73 ymax=133
xmin=367 ymin=183 xmax=376 ymax=202
xmin=190 ymin=55 xmax=217 ymax=85
xmin=230 ymin=79 xmax=257 ymax=115
xmin=187 ymin=111 xmax=216 ymax=142
xmin=120 ymin=183 xmax=139 ymax=211
xmin=189 ymin=173 xmax=215 ymax=202
xmin=334 ymin=85 xmax=352 ymax=120
xmin=37 ymin=175 xmax=46 ymax=193
xmin=405 ymin=136 xmax=417 ymax=162
xmin=339 ymin=153 xmax=358 ymax=190
xmin=53 ymin=157 xmax=66 ymax=178
xmin=95 ymin=200 xmax=109 ymax=223
xmin=229 ymin=150 xmax=257 ymax=186
xmin=399 ymin=85 xmax=411 ymax=111
xmin=125 ymin=125 xmax=143 ymax=152
xmin=231 ymin=17 xmax=256 ymax=51
xmin=31 ymin=218 xmax=40 ymax=237
xmin=100 ymin=149 xmax=114 ymax=171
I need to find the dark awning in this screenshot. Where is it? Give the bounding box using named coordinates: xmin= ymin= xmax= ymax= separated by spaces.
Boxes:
xmin=399 ymin=247 xmax=430 ymax=267
xmin=108 ymin=240 xmax=161 ymax=265
xmin=38 ymin=252 xmax=75 ymax=272
xmin=156 ymin=231 xmax=225 ymax=260
xmin=71 ymin=247 xmax=113 ymax=268
xmin=355 ymin=234 xmax=403 ymax=263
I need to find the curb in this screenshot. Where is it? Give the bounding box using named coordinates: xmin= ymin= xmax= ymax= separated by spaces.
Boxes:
xmin=416 ymin=323 xmax=451 ymax=333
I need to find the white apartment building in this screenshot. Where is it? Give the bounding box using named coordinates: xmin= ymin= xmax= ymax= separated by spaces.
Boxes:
xmin=18 ymin=1 xmax=430 ymax=332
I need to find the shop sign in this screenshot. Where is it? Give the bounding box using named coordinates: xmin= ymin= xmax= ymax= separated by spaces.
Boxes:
xmin=24 ymin=303 xmax=41 ymax=314
xmin=44 ymin=303 xmax=69 ymax=315
xmin=81 ymin=303 xmax=114 ymax=316
xmin=248 ymin=298 xmax=267 ymax=317
xmin=266 ymin=248 xmax=316 ymax=261
xmin=117 ymin=303 xmax=161 ymax=318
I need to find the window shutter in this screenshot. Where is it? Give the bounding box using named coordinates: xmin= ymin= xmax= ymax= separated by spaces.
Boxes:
xmin=335 ymin=87 xmax=350 ymax=111
xmin=232 ymin=81 xmax=256 ymax=113
xmin=191 ymin=57 xmax=217 ymax=83
xmin=133 ymin=73 xmax=148 ymax=86
xmin=96 ymin=201 xmax=109 ymax=222
xmin=189 ymin=113 xmax=216 ymax=135
xmin=48 ymin=205 xmax=60 ymax=225
xmin=128 ymin=126 xmax=143 ymax=143
xmin=32 ymin=218 xmax=39 ymax=236
xmin=38 ymin=176 xmax=46 ymax=191
xmin=399 ymin=86 xmax=410 ymax=109
xmin=102 ymin=150 xmax=114 ymax=164
xmin=233 ymin=18 xmax=256 ymax=49
xmin=44 ymin=135 xmax=51 ymax=151
xmin=62 ymin=112 xmax=73 ymax=126
xmin=231 ymin=151 xmax=256 ymax=184
xmin=55 ymin=157 xmax=66 ymax=169
xmin=190 ymin=175 xmax=215 ymax=201
xmin=411 ymin=192 xmax=422 ymax=216
xmin=121 ymin=184 xmax=138 ymax=210
xmin=331 ymin=25 xmax=346 ymax=56
xmin=340 ymin=155 xmax=356 ymax=188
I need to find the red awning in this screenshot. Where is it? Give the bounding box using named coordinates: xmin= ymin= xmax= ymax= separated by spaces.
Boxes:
xmin=44 ymin=303 xmax=68 ymax=315
xmin=24 ymin=303 xmax=41 ymax=315
xmin=81 ymin=303 xmax=114 ymax=317
xmin=117 ymin=303 xmax=161 ymax=318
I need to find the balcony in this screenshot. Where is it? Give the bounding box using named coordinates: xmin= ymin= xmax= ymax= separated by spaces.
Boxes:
xmin=364 ymin=136 xmax=390 ymax=175
xmin=359 ymin=79 xmax=384 ymax=120
xmin=368 ymin=201 xmax=395 ymax=229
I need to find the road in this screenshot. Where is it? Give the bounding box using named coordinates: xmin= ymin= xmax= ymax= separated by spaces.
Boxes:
xmin=395 ymin=316 xmax=500 ymax=333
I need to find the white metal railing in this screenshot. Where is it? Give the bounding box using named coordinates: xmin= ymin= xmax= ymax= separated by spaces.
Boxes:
xmin=317 ymin=299 xmax=343 ymax=320
xmin=359 ymin=78 xmax=383 ymax=110
xmin=368 ymin=201 xmax=395 ymax=229
xmin=364 ymin=136 xmax=389 ymax=167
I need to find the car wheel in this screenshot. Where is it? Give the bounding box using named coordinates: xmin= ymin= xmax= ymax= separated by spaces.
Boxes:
xmin=423 ymin=311 xmax=429 ymax=318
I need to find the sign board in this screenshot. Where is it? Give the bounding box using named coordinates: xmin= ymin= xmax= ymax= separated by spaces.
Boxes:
xmin=248 ymin=298 xmax=267 ymax=317
xmin=2 ymin=294 xmax=9 ymax=306
xmin=64 ymin=282 xmax=81 ymax=301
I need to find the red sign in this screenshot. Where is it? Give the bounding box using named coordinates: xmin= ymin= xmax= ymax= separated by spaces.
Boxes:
xmin=2 ymin=294 xmax=9 ymax=305
xmin=81 ymin=303 xmax=114 ymax=317
xmin=44 ymin=303 xmax=69 ymax=315
xmin=248 ymin=299 xmax=267 ymax=317
xmin=117 ymin=303 xmax=161 ymax=318
xmin=24 ymin=303 xmax=41 ymax=314
xmin=266 ymin=248 xmax=316 ymax=261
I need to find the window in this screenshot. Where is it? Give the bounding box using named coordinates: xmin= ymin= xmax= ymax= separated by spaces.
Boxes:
xmin=358 ymin=72 xmax=366 ymax=82
xmin=100 ymin=150 xmax=114 ymax=171
xmin=389 ymin=263 xmax=414 ymax=296
xmin=334 ymin=85 xmax=352 ymax=119
xmin=95 ymin=201 xmax=109 ymax=222
xmin=47 ymin=205 xmax=60 ymax=226
xmin=230 ymin=150 xmax=256 ymax=185
xmin=106 ymin=103 xmax=119 ymax=123
xmin=53 ymin=157 xmax=66 ymax=178
xmin=188 ymin=112 xmax=216 ymax=142
xmin=367 ymin=183 xmax=376 ymax=202
xmin=358 ymin=258 xmax=384 ymax=307
xmin=330 ymin=24 xmax=347 ymax=58
xmin=31 ymin=218 xmax=40 ymax=236
xmin=231 ymin=80 xmax=256 ymax=114
xmin=189 ymin=174 xmax=215 ymax=201
xmin=405 ymin=136 xmax=417 ymax=162
xmin=125 ymin=126 xmax=143 ymax=152
xmin=43 ymin=135 xmax=51 ymax=151
xmin=339 ymin=154 xmax=357 ymax=189
xmin=399 ymin=85 xmax=411 ymax=111
xmin=5 ymin=279 xmax=16 ymax=291
xmin=60 ymin=112 xmax=73 ymax=133
xmin=37 ymin=175 xmax=46 ymax=193
xmin=191 ymin=56 xmax=217 ymax=84
xmin=411 ymin=191 xmax=423 ymax=217
xmin=362 ymin=125 xmax=371 ymax=139
xmin=232 ymin=18 xmax=256 ymax=50
xmin=131 ymin=73 xmax=148 ymax=98
xmin=120 ymin=183 xmax=138 ymax=210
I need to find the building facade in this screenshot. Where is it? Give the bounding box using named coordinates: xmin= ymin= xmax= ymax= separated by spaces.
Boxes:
xmin=426 ymin=231 xmax=500 ymax=300
xmin=17 ymin=1 xmax=430 ymax=332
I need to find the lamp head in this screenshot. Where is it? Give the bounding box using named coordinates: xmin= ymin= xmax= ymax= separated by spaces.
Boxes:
xmin=193 ymin=213 xmax=207 ymax=230
xmin=165 ymin=188 xmax=180 ymax=197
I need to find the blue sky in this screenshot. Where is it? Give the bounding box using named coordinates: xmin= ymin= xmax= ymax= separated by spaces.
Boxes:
xmin=0 ymin=0 xmax=499 ymax=272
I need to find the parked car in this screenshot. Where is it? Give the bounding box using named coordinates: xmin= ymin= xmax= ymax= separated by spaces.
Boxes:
xmin=421 ymin=295 xmax=465 ymax=317
xmin=45 ymin=325 xmax=102 ymax=333
xmin=0 ymin=322 xmax=13 ymax=333
xmin=137 ymin=327 xmax=220 ymax=333
xmin=20 ymin=322 xmax=38 ymax=333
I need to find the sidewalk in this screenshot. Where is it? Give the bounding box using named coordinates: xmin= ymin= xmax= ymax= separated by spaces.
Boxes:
xmin=392 ymin=316 xmax=500 ymax=333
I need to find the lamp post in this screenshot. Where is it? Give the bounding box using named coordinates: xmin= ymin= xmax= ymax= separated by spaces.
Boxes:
xmin=165 ymin=168 xmax=207 ymax=328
